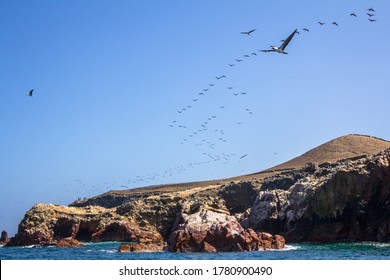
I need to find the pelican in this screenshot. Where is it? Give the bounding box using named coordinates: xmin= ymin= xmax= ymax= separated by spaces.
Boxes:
xmin=350 ymin=13 xmax=357 ymax=17
xmin=209 ymin=84 xmax=215 ymax=86
xmin=318 ymin=22 xmax=326 ymax=25
xmin=368 ymin=8 xmax=375 ymax=12
xmin=27 ymin=89 xmax=33 ymax=97
xmin=240 ymin=154 xmax=248 ymax=159
xmin=240 ymin=28 xmax=256 ymax=35
xmin=367 ymin=13 xmax=375 ymax=17
xmin=235 ymin=59 xmax=242 ymax=62
xmin=228 ymin=64 xmax=235 ymax=67
xmin=368 ymin=19 xmax=377 ymax=22
xmin=303 ymin=28 xmax=309 ymax=32
xmin=259 ymin=29 xmax=298 ymax=54
xmin=243 ymin=54 xmax=250 ymax=58
xmin=332 ymin=22 xmax=338 ymax=26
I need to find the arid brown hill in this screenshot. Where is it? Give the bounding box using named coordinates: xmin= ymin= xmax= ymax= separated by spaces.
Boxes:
xmin=267 ymin=134 xmax=390 ymax=171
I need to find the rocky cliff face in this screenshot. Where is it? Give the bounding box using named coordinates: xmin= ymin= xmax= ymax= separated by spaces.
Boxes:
xmin=8 ymin=147 xmax=390 ymax=248
xmin=249 ymin=150 xmax=390 ymax=242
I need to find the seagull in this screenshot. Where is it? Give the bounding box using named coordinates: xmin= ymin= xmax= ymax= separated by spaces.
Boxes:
xmin=367 ymin=13 xmax=375 ymax=17
xmin=350 ymin=13 xmax=357 ymax=17
xmin=368 ymin=8 xmax=375 ymax=13
xmin=332 ymin=22 xmax=338 ymax=26
xmin=240 ymin=29 xmax=256 ymax=35
xmin=368 ymin=19 xmax=377 ymax=22
xmin=303 ymin=28 xmax=309 ymax=32
xmin=27 ymin=89 xmax=33 ymax=97
xmin=259 ymin=29 xmax=298 ymax=54
xmin=318 ymin=22 xmax=326 ymax=25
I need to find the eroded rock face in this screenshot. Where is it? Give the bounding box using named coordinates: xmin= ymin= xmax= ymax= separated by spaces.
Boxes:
xmin=0 ymin=230 xmax=10 ymax=245
xmin=168 ymin=209 xmax=284 ymax=252
xmin=249 ymin=150 xmax=390 ymax=242
xmin=6 ymin=204 xmax=164 ymax=247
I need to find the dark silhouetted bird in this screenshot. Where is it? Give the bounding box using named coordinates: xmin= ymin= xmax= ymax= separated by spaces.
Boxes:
xmin=332 ymin=22 xmax=338 ymax=26
xmin=318 ymin=22 xmax=326 ymax=25
xmin=368 ymin=19 xmax=377 ymax=22
xmin=259 ymin=29 xmax=298 ymax=54
xmin=367 ymin=13 xmax=375 ymax=17
xmin=27 ymin=89 xmax=33 ymax=97
xmin=240 ymin=29 xmax=256 ymax=35
xmin=350 ymin=13 xmax=357 ymax=17
xmin=303 ymin=28 xmax=309 ymax=32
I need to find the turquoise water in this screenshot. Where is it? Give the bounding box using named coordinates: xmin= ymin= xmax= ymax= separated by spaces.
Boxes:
xmin=1 ymin=242 xmax=390 ymax=260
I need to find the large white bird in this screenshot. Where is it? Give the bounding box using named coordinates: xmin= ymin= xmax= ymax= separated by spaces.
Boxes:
xmin=259 ymin=29 xmax=298 ymax=54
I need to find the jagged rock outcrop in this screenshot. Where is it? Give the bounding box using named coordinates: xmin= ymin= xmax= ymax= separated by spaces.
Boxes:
xmin=6 ymin=204 xmax=164 ymax=247
xmin=167 ymin=200 xmax=284 ymax=252
xmin=56 ymin=237 xmax=84 ymax=248
xmin=168 ymin=209 xmax=284 ymax=252
xmin=0 ymin=230 xmax=10 ymax=245
xmin=248 ymin=149 xmax=390 ymax=242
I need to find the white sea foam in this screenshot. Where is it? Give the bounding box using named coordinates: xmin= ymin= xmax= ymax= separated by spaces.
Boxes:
xmin=281 ymin=244 xmax=300 ymax=251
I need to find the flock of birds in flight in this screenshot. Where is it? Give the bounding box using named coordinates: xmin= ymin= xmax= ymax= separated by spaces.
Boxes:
xmin=26 ymin=7 xmax=380 ymax=192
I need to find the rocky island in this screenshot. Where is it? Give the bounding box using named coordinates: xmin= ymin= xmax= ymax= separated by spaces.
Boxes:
xmin=4 ymin=134 xmax=390 ymax=251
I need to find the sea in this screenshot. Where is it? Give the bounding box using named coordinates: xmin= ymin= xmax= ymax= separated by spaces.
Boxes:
xmin=1 ymin=242 xmax=390 ymax=260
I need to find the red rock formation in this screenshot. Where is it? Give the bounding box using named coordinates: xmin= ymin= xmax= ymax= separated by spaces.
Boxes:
xmin=118 ymin=242 xmax=165 ymax=252
xmin=0 ymin=230 xmax=10 ymax=245
xmin=168 ymin=210 xmax=285 ymax=252
xmin=56 ymin=238 xmax=84 ymax=248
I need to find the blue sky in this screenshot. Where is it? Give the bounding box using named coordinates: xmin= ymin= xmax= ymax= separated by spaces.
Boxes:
xmin=0 ymin=0 xmax=389 ymax=235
